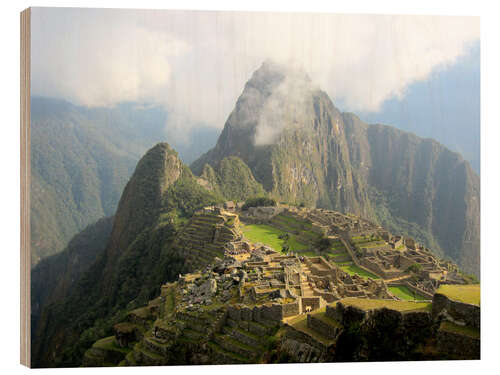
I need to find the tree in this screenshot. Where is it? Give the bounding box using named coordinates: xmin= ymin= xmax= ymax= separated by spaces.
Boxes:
xmin=317 ymin=237 xmax=331 ymax=252
xmin=241 ymin=197 xmax=277 ymax=210
xmin=406 ymin=263 xmax=423 ymax=274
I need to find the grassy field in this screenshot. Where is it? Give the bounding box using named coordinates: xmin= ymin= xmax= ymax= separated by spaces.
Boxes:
xmin=389 ymin=285 xmax=427 ymax=301
xmin=242 ymin=224 xmax=308 ymax=252
xmin=94 ymin=336 xmax=131 ymax=354
xmin=164 ymin=288 xmax=175 ymax=315
xmin=339 ymin=297 xmax=431 ymax=312
xmin=440 ymin=321 xmax=480 ymax=339
xmin=436 ymin=284 xmax=480 ymax=306
xmin=339 ymin=263 xmax=380 ymax=279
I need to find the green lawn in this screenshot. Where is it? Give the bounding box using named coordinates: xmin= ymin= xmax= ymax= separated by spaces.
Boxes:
xmin=331 ymin=252 xmax=349 ymax=258
xmin=340 ymin=297 xmax=431 ymax=312
xmin=340 ymin=264 xmax=380 ymax=279
xmin=436 ymin=284 xmax=480 ymax=306
xmin=389 ymin=285 xmax=427 ymax=301
xmin=242 ymin=224 xmax=308 ymax=253
xmin=288 ymin=236 xmax=308 ymax=251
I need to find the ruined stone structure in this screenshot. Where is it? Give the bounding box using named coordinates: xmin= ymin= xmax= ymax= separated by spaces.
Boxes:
xmin=83 ymin=205 xmax=478 ymax=366
xmin=241 ymin=205 xmax=467 ymax=296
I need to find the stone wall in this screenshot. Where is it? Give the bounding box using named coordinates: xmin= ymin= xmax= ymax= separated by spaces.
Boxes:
xmin=361 ymin=244 xmax=391 ymax=253
xmin=357 ymin=258 xmax=400 ymax=279
xmin=436 ymin=328 xmax=480 ymax=359
xmin=282 ymin=302 xmax=301 ymax=317
xmin=311 ymin=288 xmax=339 ymax=303
xmin=227 ymin=303 xmax=284 ymax=324
xmin=301 ymin=297 xmax=324 ymax=312
xmin=284 ymin=324 xmax=328 ymax=351
xmin=432 ymin=293 xmax=480 ymax=329
xmin=306 ymin=256 xmax=336 ymax=277
xmin=397 ymin=254 xmax=416 ymax=270
xmin=307 ymin=314 xmax=341 ymax=340
xmin=325 ymin=302 xmax=371 ymax=326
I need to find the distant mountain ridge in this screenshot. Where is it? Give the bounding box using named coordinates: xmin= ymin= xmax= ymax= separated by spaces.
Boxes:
xmin=192 ymin=61 xmax=480 ymax=276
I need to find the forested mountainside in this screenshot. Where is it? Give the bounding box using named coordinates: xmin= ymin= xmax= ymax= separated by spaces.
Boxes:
xmin=30 ymin=97 xmax=218 ymax=264
xmin=199 ymin=156 xmax=266 ymax=202
xmin=191 ymin=61 xmax=480 ymax=276
xmin=31 ymin=143 xmax=224 ymax=367
xmin=31 ymin=217 xmax=114 ymax=337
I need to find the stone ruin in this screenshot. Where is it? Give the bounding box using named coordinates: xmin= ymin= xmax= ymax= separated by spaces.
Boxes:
xmin=178 ymin=204 xmax=466 ymax=317
xmin=271 ymin=206 xmax=466 ymax=296
xmin=176 ymin=246 xmax=396 ymax=320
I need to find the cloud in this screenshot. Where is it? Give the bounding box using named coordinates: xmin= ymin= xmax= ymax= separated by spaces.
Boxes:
xmin=31 ymin=8 xmax=479 ymax=137
xmin=254 ymin=65 xmax=318 ymax=145
xmin=31 ymin=8 xmax=189 ymax=108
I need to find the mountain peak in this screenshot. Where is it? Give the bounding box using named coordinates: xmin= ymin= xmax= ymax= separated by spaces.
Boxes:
xmin=105 ymin=142 xmax=185 ymax=258
xmin=246 ymin=60 xmax=312 ymax=94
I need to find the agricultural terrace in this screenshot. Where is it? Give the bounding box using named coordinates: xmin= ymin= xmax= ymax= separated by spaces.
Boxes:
xmin=339 ymin=263 xmax=380 ymax=279
xmin=436 ymin=284 xmax=480 ymax=306
xmin=388 ymin=285 xmax=427 ymax=301
xmin=270 ymin=214 xmax=322 ymax=243
xmin=440 ymin=321 xmax=480 ymax=339
xmin=339 ymin=297 xmax=431 ymax=312
xmin=350 ymin=234 xmax=385 ymax=248
xmin=241 ymin=224 xmax=309 ymax=253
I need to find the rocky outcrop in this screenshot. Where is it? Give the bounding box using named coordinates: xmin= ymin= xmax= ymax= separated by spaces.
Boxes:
xmin=432 ymin=292 xmax=480 ymax=329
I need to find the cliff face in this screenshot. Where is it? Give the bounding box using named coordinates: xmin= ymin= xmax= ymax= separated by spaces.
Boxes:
xmin=192 ymin=61 xmax=480 ymax=276
xmin=344 ymin=119 xmax=480 ymax=274
xmin=192 ymin=61 xmax=373 ymax=217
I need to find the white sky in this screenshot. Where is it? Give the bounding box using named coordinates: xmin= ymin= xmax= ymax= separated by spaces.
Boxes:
xmin=31 ymin=7 xmax=479 ymax=134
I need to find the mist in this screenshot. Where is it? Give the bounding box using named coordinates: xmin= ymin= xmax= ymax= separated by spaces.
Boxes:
xmin=31 ymin=8 xmax=479 ymax=142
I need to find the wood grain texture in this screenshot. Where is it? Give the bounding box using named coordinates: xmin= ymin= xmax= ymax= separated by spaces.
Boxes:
xmin=20 ymin=7 xmax=31 ymax=368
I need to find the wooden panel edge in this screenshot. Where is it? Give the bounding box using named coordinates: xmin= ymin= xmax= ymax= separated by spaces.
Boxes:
xmin=20 ymin=7 xmax=31 ymax=368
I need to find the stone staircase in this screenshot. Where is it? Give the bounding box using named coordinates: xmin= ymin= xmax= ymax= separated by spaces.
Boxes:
xmin=300 ymin=266 xmax=314 ymax=297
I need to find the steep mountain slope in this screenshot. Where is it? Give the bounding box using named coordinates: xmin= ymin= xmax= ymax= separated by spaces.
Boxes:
xmin=31 ymin=143 xmax=223 ymax=367
xmin=192 ymin=61 xmax=480 ymax=276
xmin=31 ymin=217 xmax=114 ymax=337
xmin=199 ymin=156 xmax=266 ymax=202
xmin=342 ymin=115 xmax=480 ymax=273
xmin=31 ymin=97 xmax=219 ymax=264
